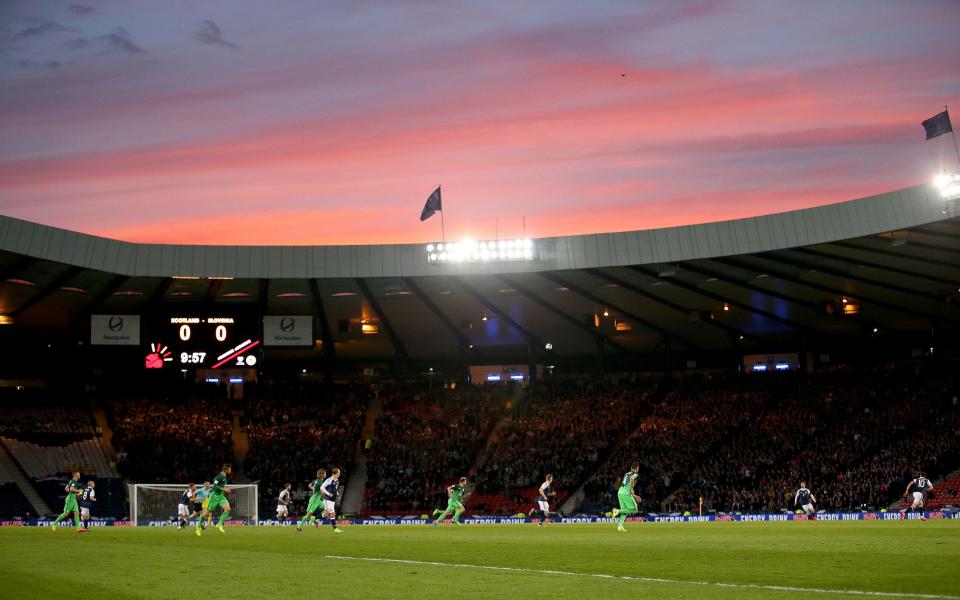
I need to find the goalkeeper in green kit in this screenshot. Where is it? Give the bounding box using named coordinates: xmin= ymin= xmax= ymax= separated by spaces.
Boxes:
xmin=50 ymin=470 xmax=86 ymax=533
xmin=611 ymin=462 xmax=642 ymax=532
xmin=432 ymin=476 xmax=468 ymax=526
xmin=195 ymin=464 xmax=233 ymax=536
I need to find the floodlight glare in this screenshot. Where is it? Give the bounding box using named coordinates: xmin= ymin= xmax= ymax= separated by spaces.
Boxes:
xmin=933 ymin=173 xmax=952 ymax=188
xmin=426 ymin=237 xmax=538 ymax=263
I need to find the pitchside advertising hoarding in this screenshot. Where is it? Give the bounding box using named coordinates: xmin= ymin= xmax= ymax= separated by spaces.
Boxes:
xmin=5 ymin=512 xmax=955 ymax=527
xmin=91 ymin=315 xmax=140 ymax=345
xmin=263 ymin=315 xmax=313 ymax=346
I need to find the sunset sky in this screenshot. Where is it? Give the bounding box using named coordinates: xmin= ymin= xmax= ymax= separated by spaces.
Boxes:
xmin=1 ymin=1 xmax=958 ymax=246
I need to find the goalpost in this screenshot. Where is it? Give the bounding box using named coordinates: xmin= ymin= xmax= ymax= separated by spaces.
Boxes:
xmin=129 ymin=483 xmax=259 ymax=526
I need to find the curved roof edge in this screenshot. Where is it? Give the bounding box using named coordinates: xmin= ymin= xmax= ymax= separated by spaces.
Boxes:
xmin=1 ymin=184 xmax=954 ymax=279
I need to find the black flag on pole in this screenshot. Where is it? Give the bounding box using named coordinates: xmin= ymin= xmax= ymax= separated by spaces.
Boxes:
xmin=420 ymin=186 xmax=442 ymax=221
xmin=922 ymin=110 xmax=952 ymax=140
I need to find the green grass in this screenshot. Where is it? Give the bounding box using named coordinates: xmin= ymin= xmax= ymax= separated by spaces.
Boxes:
xmin=2 ymin=521 xmax=958 ymax=599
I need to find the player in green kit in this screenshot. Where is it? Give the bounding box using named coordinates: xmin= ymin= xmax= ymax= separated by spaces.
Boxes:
xmin=51 ymin=470 xmax=86 ymax=533
xmin=611 ymin=462 xmax=642 ymax=532
xmin=432 ymin=477 xmax=468 ymax=526
xmin=296 ymin=468 xmax=326 ymax=533
xmin=195 ymin=464 xmax=233 ymax=536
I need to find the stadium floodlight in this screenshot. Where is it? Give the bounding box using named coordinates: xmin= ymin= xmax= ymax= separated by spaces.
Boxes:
xmin=933 ymin=172 xmax=960 ymax=199
xmin=426 ymin=238 xmax=537 ymax=264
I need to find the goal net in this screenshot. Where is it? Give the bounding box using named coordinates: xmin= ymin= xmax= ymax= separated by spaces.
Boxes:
xmin=129 ymin=483 xmax=259 ymax=526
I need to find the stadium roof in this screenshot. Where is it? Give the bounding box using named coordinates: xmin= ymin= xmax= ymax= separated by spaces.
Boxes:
xmin=1 ymin=184 xmax=958 ymax=369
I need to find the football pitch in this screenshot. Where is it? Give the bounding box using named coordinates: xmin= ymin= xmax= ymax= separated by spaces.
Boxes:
xmin=1 ymin=521 xmax=958 ymax=599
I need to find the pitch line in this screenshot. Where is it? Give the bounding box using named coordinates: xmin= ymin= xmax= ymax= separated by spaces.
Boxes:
xmin=323 ymin=555 xmax=958 ymax=599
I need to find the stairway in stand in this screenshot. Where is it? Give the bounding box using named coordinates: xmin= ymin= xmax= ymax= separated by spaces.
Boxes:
xmin=340 ymin=391 xmax=384 ymax=515
xmin=231 ymin=411 xmax=250 ymax=482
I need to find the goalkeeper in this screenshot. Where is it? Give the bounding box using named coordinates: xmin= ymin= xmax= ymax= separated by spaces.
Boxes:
xmin=191 ymin=481 xmax=213 ymax=528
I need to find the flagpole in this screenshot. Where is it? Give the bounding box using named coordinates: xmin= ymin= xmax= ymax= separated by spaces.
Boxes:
xmin=948 ymin=106 xmax=960 ymax=168
xmin=439 ymin=185 xmax=446 ymax=242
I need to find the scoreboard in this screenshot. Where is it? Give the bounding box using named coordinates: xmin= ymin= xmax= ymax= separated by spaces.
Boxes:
xmin=144 ymin=315 xmax=260 ymax=370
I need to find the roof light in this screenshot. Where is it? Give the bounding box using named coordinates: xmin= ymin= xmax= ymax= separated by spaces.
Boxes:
xmin=933 ymin=173 xmax=953 ymax=188
xmin=426 ymin=238 xmax=537 ymax=263
xmin=5 ymin=278 xmax=35 ymax=286
xmin=934 ymin=172 xmax=960 ymax=198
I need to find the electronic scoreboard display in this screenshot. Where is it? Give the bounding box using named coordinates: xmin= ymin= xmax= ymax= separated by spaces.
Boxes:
xmin=144 ymin=315 xmax=260 ymax=370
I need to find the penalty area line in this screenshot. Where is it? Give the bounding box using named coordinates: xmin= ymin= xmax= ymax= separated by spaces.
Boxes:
xmin=323 ymin=555 xmax=958 ymax=599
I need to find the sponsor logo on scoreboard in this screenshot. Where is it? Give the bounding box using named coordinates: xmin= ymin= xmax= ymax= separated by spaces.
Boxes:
xmin=91 ymin=315 xmax=140 ymax=345
xmin=263 ymin=315 xmax=313 ymax=346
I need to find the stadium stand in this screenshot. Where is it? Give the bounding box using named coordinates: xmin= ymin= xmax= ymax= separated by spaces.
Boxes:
xmin=0 ymin=459 xmax=34 ymax=519
xmin=106 ymin=385 xmax=233 ymax=485
xmin=0 ymin=392 xmax=125 ymax=518
xmin=473 ymin=378 xmax=655 ymax=515
xmin=914 ymin=470 xmax=960 ymax=510
xmin=363 ymin=383 xmax=503 ymax=515
xmin=242 ymin=382 xmax=365 ymax=518
xmin=577 ymin=367 xmax=959 ymax=515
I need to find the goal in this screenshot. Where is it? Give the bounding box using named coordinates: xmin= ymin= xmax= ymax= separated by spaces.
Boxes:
xmin=129 ymin=483 xmax=259 ymax=525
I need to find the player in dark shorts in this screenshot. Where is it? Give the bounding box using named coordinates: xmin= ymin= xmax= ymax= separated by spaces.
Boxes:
xmin=902 ymin=472 xmax=934 ymax=521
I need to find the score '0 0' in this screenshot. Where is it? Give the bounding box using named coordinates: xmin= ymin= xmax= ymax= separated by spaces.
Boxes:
xmin=178 ymin=324 xmax=227 ymax=341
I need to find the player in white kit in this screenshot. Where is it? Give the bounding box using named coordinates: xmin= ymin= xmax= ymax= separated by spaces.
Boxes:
xmin=902 ymin=472 xmax=934 ymax=521
xmin=177 ymin=483 xmax=197 ymax=529
xmin=533 ymin=474 xmax=556 ymax=526
xmin=793 ymin=482 xmax=816 ymax=520
xmin=79 ymin=481 xmax=96 ymax=529
xmin=277 ymin=483 xmax=293 ymax=523
xmin=320 ymin=468 xmax=342 ymax=534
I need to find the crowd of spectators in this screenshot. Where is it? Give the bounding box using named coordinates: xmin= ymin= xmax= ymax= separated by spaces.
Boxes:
xmin=577 ymin=367 xmax=959 ymax=515
xmin=474 ymin=377 xmax=655 ymax=514
xmin=39 ymin=361 xmax=960 ymax=519
xmin=107 ymin=387 xmax=233 ymax=484
xmin=582 ymin=375 xmax=771 ymax=512
xmin=242 ymin=382 xmax=365 ymax=517
xmin=364 ymin=383 xmax=504 ymax=514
